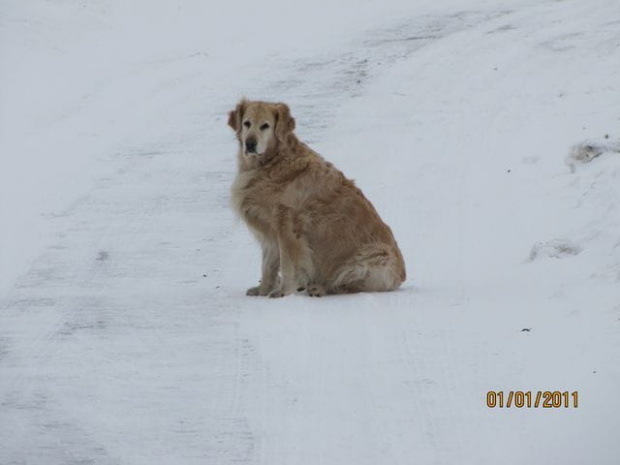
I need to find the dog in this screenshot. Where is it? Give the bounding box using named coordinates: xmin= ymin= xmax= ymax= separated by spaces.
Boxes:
xmin=228 ymin=99 xmax=406 ymax=297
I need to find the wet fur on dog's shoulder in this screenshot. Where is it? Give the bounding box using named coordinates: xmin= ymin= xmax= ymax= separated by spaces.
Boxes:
xmin=228 ymin=99 xmax=406 ymax=298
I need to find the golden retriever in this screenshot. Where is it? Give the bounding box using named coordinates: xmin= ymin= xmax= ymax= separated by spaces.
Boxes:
xmin=228 ymin=99 xmax=406 ymax=297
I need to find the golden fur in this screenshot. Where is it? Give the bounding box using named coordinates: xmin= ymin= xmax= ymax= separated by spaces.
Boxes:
xmin=228 ymin=99 xmax=406 ymax=297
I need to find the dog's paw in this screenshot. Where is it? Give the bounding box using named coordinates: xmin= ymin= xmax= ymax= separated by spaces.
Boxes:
xmin=307 ymin=284 xmax=326 ymax=297
xmin=247 ymin=285 xmax=277 ymax=296
xmin=268 ymin=289 xmax=286 ymax=298
xmin=246 ymin=287 xmax=260 ymax=296
xmin=246 ymin=286 xmax=261 ymax=296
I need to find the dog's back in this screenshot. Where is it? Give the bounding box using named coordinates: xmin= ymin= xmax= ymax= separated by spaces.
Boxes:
xmin=294 ymin=156 xmax=406 ymax=293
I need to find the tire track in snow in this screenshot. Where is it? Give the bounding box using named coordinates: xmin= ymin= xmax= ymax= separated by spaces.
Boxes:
xmin=233 ymin=9 xmax=513 ymax=144
xmin=0 ymin=124 xmax=251 ymax=464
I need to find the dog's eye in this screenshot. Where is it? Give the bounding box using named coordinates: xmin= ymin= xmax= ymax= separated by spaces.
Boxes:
xmin=243 ymin=121 xmax=251 ymax=128
xmin=260 ymin=123 xmax=270 ymax=131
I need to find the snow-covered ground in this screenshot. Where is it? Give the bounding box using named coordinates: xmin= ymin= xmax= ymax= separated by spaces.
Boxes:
xmin=1 ymin=0 xmax=619 ymax=463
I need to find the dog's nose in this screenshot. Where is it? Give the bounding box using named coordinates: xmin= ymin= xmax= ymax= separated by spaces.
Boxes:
xmin=245 ymin=138 xmax=257 ymax=153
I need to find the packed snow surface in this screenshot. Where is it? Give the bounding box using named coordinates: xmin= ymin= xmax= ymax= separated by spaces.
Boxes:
xmin=1 ymin=0 xmax=619 ymax=464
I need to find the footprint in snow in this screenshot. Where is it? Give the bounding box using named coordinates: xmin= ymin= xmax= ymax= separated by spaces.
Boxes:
xmin=566 ymin=138 xmax=620 ymax=173
xmin=528 ymin=239 xmax=582 ymax=262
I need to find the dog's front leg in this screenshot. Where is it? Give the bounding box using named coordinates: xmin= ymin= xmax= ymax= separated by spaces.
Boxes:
xmin=246 ymin=240 xmax=280 ymax=296
xmin=268 ymin=205 xmax=311 ymax=298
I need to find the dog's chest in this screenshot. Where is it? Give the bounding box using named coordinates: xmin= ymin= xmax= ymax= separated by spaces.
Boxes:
xmin=231 ymin=171 xmax=281 ymax=225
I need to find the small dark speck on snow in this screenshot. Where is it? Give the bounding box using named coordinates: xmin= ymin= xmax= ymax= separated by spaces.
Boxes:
xmin=521 ymin=328 xmax=531 ymax=332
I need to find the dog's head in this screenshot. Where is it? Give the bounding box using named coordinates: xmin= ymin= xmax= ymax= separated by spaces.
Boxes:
xmin=228 ymin=99 xmax=296 ymax=158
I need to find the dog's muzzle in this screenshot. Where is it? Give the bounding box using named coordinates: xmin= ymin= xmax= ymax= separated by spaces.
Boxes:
xmin=245 ymin=138 xmax=257 ymax=155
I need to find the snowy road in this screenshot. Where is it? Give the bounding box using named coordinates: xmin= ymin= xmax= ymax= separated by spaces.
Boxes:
xmin=1 ymin=1 xmax=620 ymax=464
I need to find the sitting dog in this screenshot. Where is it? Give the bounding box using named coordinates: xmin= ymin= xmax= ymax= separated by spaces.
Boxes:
xmin=228 ymin=99 xmax=406 ymax=297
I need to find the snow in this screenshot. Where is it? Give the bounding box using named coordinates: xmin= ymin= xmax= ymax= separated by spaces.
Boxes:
xmin=1 ymin=0 xmax=620 ymax=464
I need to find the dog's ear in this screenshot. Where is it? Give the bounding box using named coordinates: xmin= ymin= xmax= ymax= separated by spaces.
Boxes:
xmin=227 ymin=99 xmax=247 ymax=133
xmin=275 ymin=103 xmax=296 ymax=144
